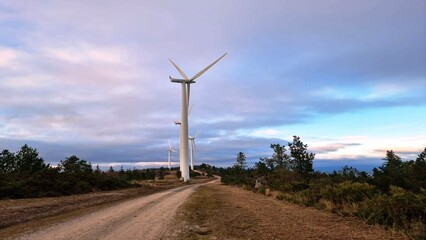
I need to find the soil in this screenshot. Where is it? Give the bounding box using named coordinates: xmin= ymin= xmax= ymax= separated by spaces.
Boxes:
xmin=0 ymin=176 xmax=214 ymax=239
xmin=12 ymin=181 xmax=215 ymax=240
xmin=162 ymin=182 xmax=408 ymax=240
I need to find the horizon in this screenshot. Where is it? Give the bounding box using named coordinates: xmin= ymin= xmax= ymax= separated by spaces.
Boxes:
xmin=3 ymin=142 xmax=424 ymax=174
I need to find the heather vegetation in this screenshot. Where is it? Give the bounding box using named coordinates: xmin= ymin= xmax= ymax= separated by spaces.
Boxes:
xmin=0 ymin=144 xmax=167 ymax=199
xmin=221 ymin=136 xmax=426 ymax=239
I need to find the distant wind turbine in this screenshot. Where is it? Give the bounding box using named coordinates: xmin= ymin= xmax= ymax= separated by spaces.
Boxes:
xmin=169 ymin=53 xmax=227 ymax=181
xmin=189 ymin=131 xmax=200 ymax=171
xmin=167 ymin=140 xmax=177 ymax=170
xmin=174 ymin=104 xmax=193 ymax=125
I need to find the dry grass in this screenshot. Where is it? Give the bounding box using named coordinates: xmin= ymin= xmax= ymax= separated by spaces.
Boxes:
xmin=162 ymin=183 xmax=408 ymax=240
xmin=318 ymin=199 xmax=335 ymax=211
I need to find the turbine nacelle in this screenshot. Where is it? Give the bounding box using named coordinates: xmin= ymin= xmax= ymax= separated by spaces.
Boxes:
xmin=168 ymin=52 xmax=227 ymax=84
xmin=189 ymin=130 xmax=200 ymax=140
xmin=169 ymin=76 xmax=196 ymax=84
xmin=168 ymin=140 xmax=177 ymax=152
xmin=167 ymin=140 xmax=177 ymax=171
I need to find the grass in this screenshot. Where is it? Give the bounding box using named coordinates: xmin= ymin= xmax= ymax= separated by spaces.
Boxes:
xmin=165 ymin=183 xmax=408 ymax=240
xmin=165 ymin=184 xmax=257 ymax=239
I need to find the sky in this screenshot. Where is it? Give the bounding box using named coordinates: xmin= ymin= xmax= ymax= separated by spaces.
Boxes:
xmin=0 ymin=0 xmax=425 ymax=172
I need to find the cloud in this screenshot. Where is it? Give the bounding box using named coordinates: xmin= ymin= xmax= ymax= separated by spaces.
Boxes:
xmin=311 ymin=143 xmax=362 ymax=154
xmin=0 ymin=0 xmax=425 ymax=170
xmin=372 ymin=149 xmax=424 ymax=159
xmin=0 ymin=47 xmax=18 ymax=68
xmin=42 ymin=45 xmax=125 ymax=65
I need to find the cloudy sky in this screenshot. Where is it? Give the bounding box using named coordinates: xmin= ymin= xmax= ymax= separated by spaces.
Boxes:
xmin=0 ymin=0 xmax=425 ymax=171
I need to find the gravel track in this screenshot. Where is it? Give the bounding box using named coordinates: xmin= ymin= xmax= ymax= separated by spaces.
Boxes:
xmin=16 ymin=182 xmax=212 ymax=240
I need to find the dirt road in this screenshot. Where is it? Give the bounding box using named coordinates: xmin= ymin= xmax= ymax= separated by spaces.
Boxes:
xmin=14 ymin=181 xmax=213 ymax=240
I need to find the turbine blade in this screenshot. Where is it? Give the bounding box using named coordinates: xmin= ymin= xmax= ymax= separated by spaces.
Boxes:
xmin=188 ymin=104 xmax=193 ymax=117
xmin=192 ymin=140 xmax=196 ymax=151
xmin=168 ymin=59 xmax=189 ymax=80
xmin=194 ymin=130 xmax=201 ymax=138
xmin=187 ymin=84 xmax=190 ymax=105
xmin=190 ymin=53 xmax=227 ymax=81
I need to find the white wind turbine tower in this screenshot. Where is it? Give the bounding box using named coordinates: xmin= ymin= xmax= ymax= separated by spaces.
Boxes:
xmin=174 ymin=104 xmax=193 ymax=125
xmin=189 ymin=131 xmax=200 ymax=171
xmin=167 ymin=140 xmax=177 ymax=170
xmin=169 ymin=53 xmax=227 ymax=182
xmin=174 ymin=104 xmax=192 ymax=178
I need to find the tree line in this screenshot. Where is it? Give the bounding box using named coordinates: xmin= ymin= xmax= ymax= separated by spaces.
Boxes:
xmin=0 ymin=144 xmax=164 ymax=198
xmin=221 ymin=136 xmax=426 ymax=239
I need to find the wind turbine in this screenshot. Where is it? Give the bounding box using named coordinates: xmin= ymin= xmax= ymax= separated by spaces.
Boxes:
xmin=189 ymin=131 xmax=200 ymax=171
xmin=169 ymin=53 xmax=227 ymax=181
xmin=167 ymin=140 xmax=177 ymax=170
xmin=174 ymin=104 xmax=193 ymax=125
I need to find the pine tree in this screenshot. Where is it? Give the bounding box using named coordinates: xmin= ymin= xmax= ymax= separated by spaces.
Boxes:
xmin=15 ymin=144 xmax=48 ymax=174
xmin=235 ymin=152 xmax=247 ymax=169
xmin=373 ymin=150 xmax=406 ymax=191
xmin=288 ymin=136 xmax=315 ymax=177
xmin=0 ymin=149 xmax=16 ymax=174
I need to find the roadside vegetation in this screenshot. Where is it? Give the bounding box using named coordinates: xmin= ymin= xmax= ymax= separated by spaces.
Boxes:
xmin=164 ymin=183 xmax=407 ymax=240
xmin=0 ymin=144 xmax=177 ymax=199
xmin=221 ymin=136 xmax=426 ymax=239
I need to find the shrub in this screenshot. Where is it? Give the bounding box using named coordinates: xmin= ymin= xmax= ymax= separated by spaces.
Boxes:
xmin=270 ymin=181 xmax=293 ymax=192
xmin=294 ymin=189 xmax=320 ymax=207
xmin=320 ymin=181 xmax=376 ymax=204
xmin=58 ymin=180 xmax=75 ymax=195
xmin=74 ymin=181 xmax=92 ymax=194
xmin=355 ymin=187 xmax=426 ymax=237
xmin=221 ymin=167 xmax=254 ymax=186
xmin=190 ymin=169 xmax=201 ymax=178
xmin=270 ymin=181 xmax=309 ymax=193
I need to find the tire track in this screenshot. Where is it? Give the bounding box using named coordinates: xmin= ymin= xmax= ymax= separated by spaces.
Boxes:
xmin=16 ymin=181 xmax=214 ymax=240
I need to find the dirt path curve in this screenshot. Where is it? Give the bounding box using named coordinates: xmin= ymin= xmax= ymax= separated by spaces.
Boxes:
xmin=16 ymin=180 xmax=216 ymax=240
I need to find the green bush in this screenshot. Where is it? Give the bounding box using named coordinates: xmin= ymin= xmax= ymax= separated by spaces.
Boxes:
xmin=269 ymin=181 xmax=289 ymax=192
xmin=295 ymin=189 xmax=320 ymax=207
xmin=59 ymin=180 xmax=75 ymax=195
xmin=74 ymin=181 xmax=92 ymax=194
xmin=320 ymin=181 xmax=376 ymax=204
xmin=176 ymin=170 xmax=182 ymax=178
xmin=355 ymin=186 xmax=425 ymax=238
xmin=221 ymin=167 xmax=255 ymax=186
xmin=269 ymin=181 xmax=310 ymax=192
xmin=190 ymin=170 xmax=201 ymax=178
